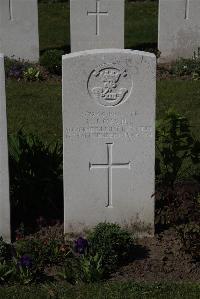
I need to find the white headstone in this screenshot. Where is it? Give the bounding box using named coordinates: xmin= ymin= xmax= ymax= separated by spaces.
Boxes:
xmin=0 ymin=54 xmax=10 ymax=242
xmin=158 ymin=0 xmax=200 ymax=62
xmin=63 ymin=49 xmax=156 ymax=235
xmin=70 ymin=0 xmax=124 ymax=52
xmin=0 ymin=0 xmax=39 ymax=62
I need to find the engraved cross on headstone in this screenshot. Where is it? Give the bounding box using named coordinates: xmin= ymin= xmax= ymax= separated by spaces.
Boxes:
xmin=9 ymin=0 xmax=13 ymax=20
xmin=87 ymin=0 xmax=109 ymax=35
xmin=185 ymin=0 xmax=190 ymax=19
xmin=89 ymin=143 xmax=131 ymax=208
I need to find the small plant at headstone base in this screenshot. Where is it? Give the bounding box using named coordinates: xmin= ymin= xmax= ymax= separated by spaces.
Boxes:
xmin=171 ymin=50 xmax=200 ymax=79
xmin=8 ymin=130 xmax=63 ymax=232
xmin=59 ymin=236 xmax=105 ymax=284
xmin=58 ymin=254 xmax=104 ymax=284
xmin=14 ymin=236 xmax=71 ymax=269
xmin=23 ymin=66 xmax=43 ymax=81
xmin=155 ymin=110 xmax=200 ymax=228
xmin=40 ymin=49 xmax=64 ymax=75
xmin=0 ymin=261 xmax=14 ymax=284
xmin=0 ymin=238 xmax=14 ymax=284
xmin=11 ymin=253 xmax=42 ymax=285
xmin=0 ymin=237 xmax=12 ymax=262
xmin=156 ymin=109 xmax=198 ymax=187
xmin=78 ymin=253 xmax=104 ymax=283
xmin=88 ymin=223 xmax=134 ymax=272
xmin=40 ymin=238 xmax=71 ymax=266
xmin=4 ymin=57 xmax=28 ymax=80
xmin=74 ymin=237 xmax=104 ymax=282
xmin=57 ymin=258 xmax=79 ymax=285
xmin=15 ymin=239 xmax=45 ymax=271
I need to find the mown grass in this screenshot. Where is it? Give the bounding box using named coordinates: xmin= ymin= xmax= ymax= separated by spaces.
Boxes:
xmin=125 ymin=1 xmax=158 ymax=50
xmin=39 ymin=3 xmax=70 ymax=53
xmin=6 ymin=80 xmax=62 ymax=143
xmin=0 ymin=282 xmax=200 ymax=299
xmin=38 ymin=1 xmax=158 ymax=53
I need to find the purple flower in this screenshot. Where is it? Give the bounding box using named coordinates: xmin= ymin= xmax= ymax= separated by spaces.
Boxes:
xmin=19 ymin=255 xmax=33 ymax=268
xmin=9 ymin=65 xmax=24 ymax=78
xmin=74 ymin=237 xmax=88 ymax=254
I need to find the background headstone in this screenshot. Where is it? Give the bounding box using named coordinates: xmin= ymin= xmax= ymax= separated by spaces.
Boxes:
xmin=158 ymin=0 xmax=200 ymax=62
xmin=63 ymin=49 xmax=156 ymax=235
xmin=70 ymin=0 xmax=124 ymax=52
xmin=0 ymin=0 xmax=39 ymax=62
xmin=0 ymin=54 xmax=10 ymax=242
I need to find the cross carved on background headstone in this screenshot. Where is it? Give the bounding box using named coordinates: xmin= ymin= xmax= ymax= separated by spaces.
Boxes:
xmin=9 ymin=0 xmax=13 ymax=20
xmin=87 ymin=0 xmax=108 ymax=35
xmin=185 ymin=0 xmax=190 ymax=19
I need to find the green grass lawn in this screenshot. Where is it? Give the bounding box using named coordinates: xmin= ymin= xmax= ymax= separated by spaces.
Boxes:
xmin=1 ymin=282 xmax=200 ymax=299
xmin=6 ymin=80 xmax=62 ymax=143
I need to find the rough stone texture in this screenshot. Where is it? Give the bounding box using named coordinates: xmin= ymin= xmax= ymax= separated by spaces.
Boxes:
xmin=0 ymin=0 xmax=39 ymax=62
xmin=70 ymin=0 xmax=124 ymax=52
xmin=62 ymin=49 xmax=156 ymax=235
xmin=0 ymin=54 xmax=10 ymax=242
xmin=158 ymin=0 xmax=200 ymax=62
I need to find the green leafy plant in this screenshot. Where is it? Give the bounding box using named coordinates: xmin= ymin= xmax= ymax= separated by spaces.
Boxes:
xmin=9 ymin=130 xmax=63 ymax=231
xmin=88 ymin=223 xmax=134 ymax=271
xmin=155 ymin=110 xmax=200 ymax=228
xmin=156 ymin=110 xmax=197 ymax=187
xmin=15 ymin=239 xmax=44 ymax=270
xmin=0 ymin=237 xmax=12 ymax=262
xmin=40 ymin=49 xmax=64 ymax=75
xmin=59 ymin=253 xmax=104 ymax=284
xmin=0 ymin=261 xmax=13 ymax=284
xmin=58 ymin=258 xmax=79 ymax=285
xmin=79 ymin=253 xmax=104 ymax=283
xmin=15 ymin=237 xmax=70 ymax=269
xmin=12 ymin=254 xmax=40 ymax=285
xmin=171 ymin=49 xmax=200 ymax=79
xmin=23 ymin=67 xmax=43 ymax=81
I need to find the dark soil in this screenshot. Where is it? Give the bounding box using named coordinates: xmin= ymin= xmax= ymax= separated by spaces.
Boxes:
xmin=110 ymin=228 xmax=200 ymax=283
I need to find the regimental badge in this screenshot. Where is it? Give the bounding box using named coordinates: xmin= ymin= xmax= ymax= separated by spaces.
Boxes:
xmin=87 ymin=63 xmax=132 ymax=107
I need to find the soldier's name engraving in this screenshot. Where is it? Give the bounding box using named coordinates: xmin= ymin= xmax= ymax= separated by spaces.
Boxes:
xmin=66 ymin=110 xmax=153 ymax=140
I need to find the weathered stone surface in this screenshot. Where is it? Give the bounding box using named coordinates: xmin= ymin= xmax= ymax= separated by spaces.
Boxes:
xmin=63 ymin=49 xmax=156 ymax=235
xmin=70 ymin=0 xmax=124 ymax=52
xmin=0 ymin=0 xmax=39 ymax=62
xmin=158 ymin=0 xmax=200 ymax=62
xmin=0 ymin=54 xmax=10 ymax=242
